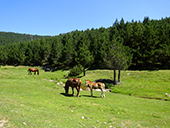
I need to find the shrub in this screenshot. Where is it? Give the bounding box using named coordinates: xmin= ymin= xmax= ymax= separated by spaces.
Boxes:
xmin=69 ymin=64 xmax=83 ymax=76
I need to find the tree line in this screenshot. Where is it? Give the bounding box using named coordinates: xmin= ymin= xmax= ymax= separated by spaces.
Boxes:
xmin=0 ymin=32 xmax=49 ymax=45
xmin=0 ymin=17 xmax=170 ymax=70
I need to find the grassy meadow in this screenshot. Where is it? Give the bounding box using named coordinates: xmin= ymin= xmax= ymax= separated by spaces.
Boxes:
xmin=0 ymin=66 xmax=170 ymax=127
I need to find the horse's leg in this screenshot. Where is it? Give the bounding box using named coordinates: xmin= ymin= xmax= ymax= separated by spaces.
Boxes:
xmin=34 ymin=71 xmax=36 ymax=75
xmin=103 ymin=89 xmax=105 ymax=98
xmin=72 ymin=87 xmax=74 ymax=96
xmin=100 ymin=89 xmax=105 ymax=98
xmin=76 ymin=86 xmax=80 ymax=97
xmin=91 ymin=89 xmax=93 ymax=97
xmin=100 ymin=89 xmax=103 ymax=98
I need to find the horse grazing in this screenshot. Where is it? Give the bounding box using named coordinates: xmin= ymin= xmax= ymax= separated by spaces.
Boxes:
xmin=85 ymin=79 xmax=105 ymax=98
xmin=65 ymin=78 xmax=82 ymax=97
xmin=28 ymin=68 xmax=39 ymax=75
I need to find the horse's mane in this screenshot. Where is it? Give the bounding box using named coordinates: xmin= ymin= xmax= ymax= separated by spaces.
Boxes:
xmin=86 ymin=79 xmax=92 ymax=82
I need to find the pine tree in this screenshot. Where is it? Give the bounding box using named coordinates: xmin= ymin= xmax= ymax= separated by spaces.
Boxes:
xmin=104 ymin=36 xmax=133 ymax=84
xmin=75 ymin=39 xmax=94 ymax=76
xmin=49 ymin=38 xmax=63 ymax=66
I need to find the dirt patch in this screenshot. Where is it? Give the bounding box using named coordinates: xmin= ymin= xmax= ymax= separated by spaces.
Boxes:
xmin=0 ymin=119 xmax=8 ymax=127
xmin=89 ymin=102 xmax=99 ymax=106
xmin=139 ymin=96 xmax=169 ymax=101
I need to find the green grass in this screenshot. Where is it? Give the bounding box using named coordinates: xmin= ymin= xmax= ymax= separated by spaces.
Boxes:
xmin=0 ymin=66 xmax=170 ymax=127
xmin=111 ymin=70 xmax=170 ymax=101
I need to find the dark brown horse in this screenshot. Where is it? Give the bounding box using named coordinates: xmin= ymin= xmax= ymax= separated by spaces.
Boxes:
xmin=64 ymin=78 xmax=82 ymax=97
xmin=28 ymin=68 xmax=39 ymax=75
xmin=85 ymin=79 xmax=105 ymax=98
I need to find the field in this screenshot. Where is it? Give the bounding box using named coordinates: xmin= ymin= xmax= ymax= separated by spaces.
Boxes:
xmin=0 ymin=66 xmax=170 ymax=127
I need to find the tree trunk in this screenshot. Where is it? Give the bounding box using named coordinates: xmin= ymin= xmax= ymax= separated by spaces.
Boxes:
xmin=118 ymin=70 xmax=121 ymax=82
xmin=83 ymin=66 xmax=86 ymax=76
xmin=114 ymin=70 xmax=117 ymax=85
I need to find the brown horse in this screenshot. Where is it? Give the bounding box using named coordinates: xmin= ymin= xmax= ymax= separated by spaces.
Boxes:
xmin=85 ymin=79 xmax=105 ymax=98
xmin=65 ymin=78 xmax=82 ymax=97
xmin=28 ymin=68 xmax=39 ymax=75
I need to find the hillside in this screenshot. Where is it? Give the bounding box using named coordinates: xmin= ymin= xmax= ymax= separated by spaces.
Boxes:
xmin=0 ymin=66 xmax=170 ymax=127
xmin=0 ymin=31 xmax=50 ymax=45
xmin=0 ymin=17 xmax=170 ymax=70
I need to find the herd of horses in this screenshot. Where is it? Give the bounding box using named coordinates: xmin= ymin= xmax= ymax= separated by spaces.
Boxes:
xmin=65 ymin=78 xmax=105 ymax=98
xmin=27 ymin=68 xmax=105 ymax=98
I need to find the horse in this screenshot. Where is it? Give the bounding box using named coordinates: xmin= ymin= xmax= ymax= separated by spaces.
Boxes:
xmin=64 ymin=78 xmax=82 ymax=97
xmin=85 ymin=79 xmax=105 ymax=98
xmin=28 ymin=68 xmax=39 ymax=75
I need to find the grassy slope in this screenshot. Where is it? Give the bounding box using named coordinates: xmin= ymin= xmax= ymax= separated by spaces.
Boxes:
xmin=112 ymin=70 xmax=170 ymax=101
xmin=0 ymin=66 xmax=170 ymax=127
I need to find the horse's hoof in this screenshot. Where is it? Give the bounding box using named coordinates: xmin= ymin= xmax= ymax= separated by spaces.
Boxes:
xmin=101 ymin=96 xmax=105 ymax=98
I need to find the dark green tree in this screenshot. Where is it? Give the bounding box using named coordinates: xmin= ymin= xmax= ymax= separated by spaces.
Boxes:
xmin=0 ymin=45 xmax=9 ymax=65
xmin=49 ymin=37 xmax=63 ymax=66
xmin=75 ymin=39 xmax=94 ymax=76
xmin=104 ymin=36 xmax=133 ymax=84
xmin=62 ymin=37 xmax=76 ymax=67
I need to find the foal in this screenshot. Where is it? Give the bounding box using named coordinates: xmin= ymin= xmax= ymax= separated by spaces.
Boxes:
xmin=85 ymin=79 xmax=105 ymax=98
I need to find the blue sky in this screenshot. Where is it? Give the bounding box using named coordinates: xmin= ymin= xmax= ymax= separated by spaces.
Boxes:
xmin=0 ymin=0 xmax=169 ymax=36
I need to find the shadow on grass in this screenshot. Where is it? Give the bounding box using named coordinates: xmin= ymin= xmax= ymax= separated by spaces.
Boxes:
xmin=81 ymin=95 xmax=99 ymax=98
xmin=60 ymin=93 xmax=100 ymax=98
xmin=95 ymin=79 xmax=114 ymax=83
xmin=95 ymin=79 xmax=116 ymax=88
xmin=60 ymin=93 xmax=74 ymax=97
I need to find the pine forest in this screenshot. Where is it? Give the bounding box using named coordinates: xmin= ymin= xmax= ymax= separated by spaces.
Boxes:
xmin=0 ymin=17 xmax=170 ymax=70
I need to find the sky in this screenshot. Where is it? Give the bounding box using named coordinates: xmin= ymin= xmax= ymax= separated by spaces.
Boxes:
xmin=0 ymin=0 xmax=169 ymax=36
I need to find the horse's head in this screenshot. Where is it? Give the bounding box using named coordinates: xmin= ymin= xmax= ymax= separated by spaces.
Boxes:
xmin=64 ymin=83 xmax=69 ymax=94
xmin=85 ymin=79 xmax=89 ymax=86
xmin=37 ymin=70 xmax=39 ymax=75
xmin=64 ymin=78 xmax=73 ymax=94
